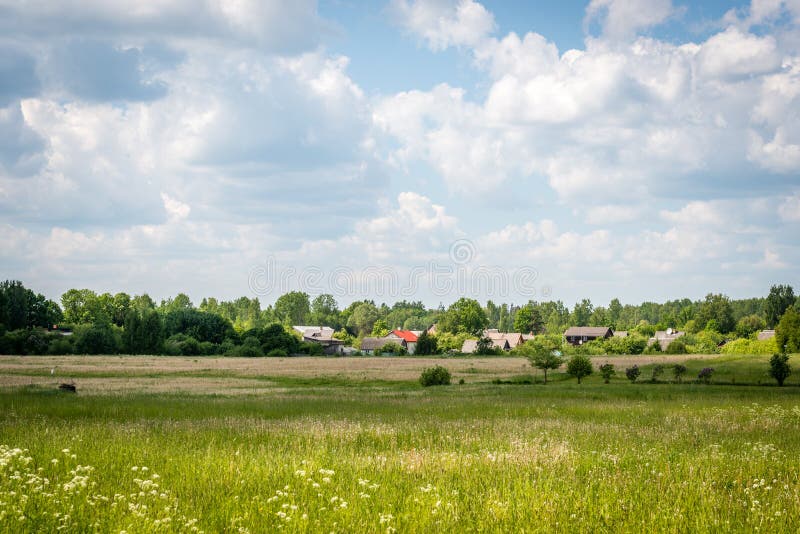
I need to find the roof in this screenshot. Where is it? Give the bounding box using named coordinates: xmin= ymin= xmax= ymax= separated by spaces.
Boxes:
xmin=653 ymin=330 xmax=685 ymax=340
xmin=293 ymin=326 xmax=335 ymax=336
xmin=461 ymin=340 xmax=478 ymax=353
xmin=613 ymin=331 xmax=628 ymax=337
xmin=564 ymin=327 xmax=613 ymax=337
xmin=757 ymin=329 xmax=776 ymax=341
xmin=361 ymin=337 xmax=407 ymax=351
xmin=391 ymin=330 xmax=418 ymax=342
xmin=461 ymin=338 xmax=510 ymax=353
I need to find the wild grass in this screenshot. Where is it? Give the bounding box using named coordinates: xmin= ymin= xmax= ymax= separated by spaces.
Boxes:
xmin=1 ymin=354 xmax=799 ymax=532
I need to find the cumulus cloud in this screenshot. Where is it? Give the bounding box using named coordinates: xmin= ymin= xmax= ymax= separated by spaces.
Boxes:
xmin=391 ymin=0 xmax=496 ymax=51
xmin=585 ymin=0 xmax=677 ymax=40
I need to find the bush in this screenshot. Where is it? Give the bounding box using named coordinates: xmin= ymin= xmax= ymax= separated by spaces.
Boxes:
xmin=376 ymin=342 xmax=406 ymax=356
xmin=769 ymin=353 xmax=791 ymax=387
xmin=625 ymin=365 xmax=641 ymax=383
xmin=420 ymin=365 xmax=451 ymax=386
xmin=599 ymin=363 xmax=615 ymax=384
xmin=697 ymin=367 xmax=714 ymax=384
xmin=566 ymin=354 xmax=593 ymax=384
xmin=266 ymin=348 xmax=288 ymax=357
xmin=74 ymin=323 xmax=120 ymax=355
xmin=651 ymin=364 xmax=665 ymax=382
xmin=721 ymin=337 xmax=778 ymax=355
xmin=664 ymin=339 xmax=687 ymax=354
xmin=47 ymin=337 xmax=73 ymax=355
xmin=673 ymin=364 xmax=687 ymax=383
xmin=415 ymin=330 xmax=438 ymax=355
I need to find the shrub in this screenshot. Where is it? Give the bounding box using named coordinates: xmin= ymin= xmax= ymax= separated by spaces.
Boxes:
xmin=651 ymin=364 xmax=665 ymax=382
xmin=376 ymin=342 xmax=406 ymax=356
xmin=566 ymin=354 xmax=593 ymax=384
xmin=415 ymin=330 xmax=438 ymax=355
xmin=664 ymin=339 xmax=687 ymax=354
xmin=697 ymin=367 xmax=714 ymax=384
xmin=625 ymin=365 xmax=641 ymax=383
xmin=599 ymin=363 xmax=615 ymax=384
xmin=267 ymin=348 xmax=288 ymax=357
xmin=420 ymin=365 xmax=451 ymax=386
xmin=673 ymin=364 xmax=687 ymax=383
xmin=74 ymin=323 xmax=120 ymax=355
xmin=769 ymin=353 xmax=791 ymax=387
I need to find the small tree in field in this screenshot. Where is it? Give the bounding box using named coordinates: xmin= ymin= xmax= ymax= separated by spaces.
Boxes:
xmin=651 ymin=364 xmax=665 ymax=383
xmin=769 ymin=353 xmax=791 ymax=387
xmin=567 ymin=354 xmax=593 ymax=384
xmin=625 ymin=365 xmax=641 ymax=383
xmin=673 ymin=364 xmax=687 ymax=383
xmin=518 ymin=335 xmax=563 ymax=384
xmin=599 ymin=363 xmax=615 ymax=384
xmin=697 ymin=367 xmax=714 ymax=384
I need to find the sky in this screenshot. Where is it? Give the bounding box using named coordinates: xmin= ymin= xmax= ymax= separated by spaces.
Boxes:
xmin=0 ymin=0 xmax=799 ymax=309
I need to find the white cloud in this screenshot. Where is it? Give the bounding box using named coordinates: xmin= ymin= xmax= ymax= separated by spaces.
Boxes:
xmin=585 ymin=0 xmax=677 ymax=40
xmin=161 ymin=192 xmax=190 ymax=220
xmin=779 ymin=192 xmax=800 ymax=221
xmin=696 ymin=27 xmax=781 ymax=80
xmin=391 ymin=0 xmax=495 ymax=51
xmin=584 ymin=204 xmax=643 ymax=225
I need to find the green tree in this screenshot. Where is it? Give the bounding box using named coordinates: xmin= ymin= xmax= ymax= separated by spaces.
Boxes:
xmin=61 ymin=289 xmax=110 ymax=324
xmin=274 ymin=291 xmax=310 ymax=325
xmin=599 ymin=363 xmax=615 ymax=383
xmin=516 ymin=335 xmax=563 ymax=384
xmin=776 ymin=306 xmax=800 ymax=353
xmin=160 ymin=293 xmax=194 ymax=313
xmin=371 ymin=319 xmax=390 ymax=337
xmin=736 ymin=314 xmax=766 ymax=338
xmin=571 ymin=299 xmax=593 ymax=327
xmin=608 ymin=298 xmax=623 ymax=328
xmin=438 ymin=298 xmax=488 ymax=335
xmin=513 ymin=304 xmax=544 ymax=334
xmin=124 ymin=309 xmax=164 ymax=354
xmin=769 ymin=353 xmax=791 ymax=386
xmin=765 ymin=284 xmax=795 ymax=328
xmin=695 ymin=293 xmax=735 ymax=333
xmin=310 ymin=294 xmax=340 ymax=328
xmin=415 ymin=330 xmax=438 ymax=355
xmin=566 ymin=354 xmax=593 ymax=384
xmin=347 ymin=302 xmax=379 ymax=337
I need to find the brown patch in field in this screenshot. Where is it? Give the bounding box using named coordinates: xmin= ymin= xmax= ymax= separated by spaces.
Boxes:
xmin=0 ymin=354 xmax=722 ymax=393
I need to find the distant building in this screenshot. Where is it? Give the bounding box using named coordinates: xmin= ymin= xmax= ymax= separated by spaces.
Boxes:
xmin=391 ymin=330 xmax=419 ymax=354
xmin=649 ymin=330 xmax=686 ymax=351
xmin=360 ymin=336 xmax=407 ymax=355
xmin=613 ymin=331 xmax=628 ymax=338
xmin=757 ymin=330 xmax=776 ymax=341
xmin=461 ymin=337 xmax=510 ymax=353
xmin=564 ymin=326 xmax=613 ymax=345
xmin=292 ymin=326 xmax=345 ymax=355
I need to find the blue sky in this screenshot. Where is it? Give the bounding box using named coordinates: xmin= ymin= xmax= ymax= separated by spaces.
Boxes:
xmin=0 ymin=0 xmax=798 ymax=308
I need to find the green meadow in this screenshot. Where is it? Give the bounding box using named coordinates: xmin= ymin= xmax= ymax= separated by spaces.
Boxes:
xmin=1 ymin=354 xmax=799 ymax=533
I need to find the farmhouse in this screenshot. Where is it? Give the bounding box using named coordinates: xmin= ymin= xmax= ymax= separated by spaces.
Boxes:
xmin=485 ymin=329 xmax=525 ymax=349
xmin=564 ymin=326 xmax=613 ymax=345
xmin=292 ymin=326 xmax=345 ymax=355
xmin=649 ymin=329 xmax=686 ymax=351
xmin=361 ymin=336 xmax=408 ymax=355
xmin=461 ymin=337 xmax=510 ymax=353
xmin=391 ymin=330 xmax=419 ymax=354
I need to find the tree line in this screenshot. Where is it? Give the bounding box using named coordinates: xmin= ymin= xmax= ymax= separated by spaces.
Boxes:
xmin=0 ymin=280 xmax=798 ymax=356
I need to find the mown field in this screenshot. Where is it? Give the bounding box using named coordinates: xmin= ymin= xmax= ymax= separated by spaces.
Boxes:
xmin=1 ymin=354 xmax=799 ymax=532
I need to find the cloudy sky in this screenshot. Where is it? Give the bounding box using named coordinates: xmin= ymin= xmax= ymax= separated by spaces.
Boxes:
xmin=1 ymin=0 xmax=799 ymax=308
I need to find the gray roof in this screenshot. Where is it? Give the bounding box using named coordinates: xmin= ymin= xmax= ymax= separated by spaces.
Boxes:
xmin=564 ymin=326 xmax=612 ymax=337
xmin=757 ymin=330 xmax=776 ymax=341
xmin=613 ymin=331 xmax=628 ymax=337
xmin=361 ymin=337 xmax=406 ymax=351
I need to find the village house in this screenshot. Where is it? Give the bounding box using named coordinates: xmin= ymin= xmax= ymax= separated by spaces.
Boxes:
xmin=461 ymin=337 xmax=510 ymax=353
xmin=649 ymin=329 xmax=686 ymax=351
xmin=391 ymin=330 xmax=420 ymax=354
xmin=360 ymin=335 xmax=408 ymax=355
xmin=292 ymin=326 xmax=345 ymax=355
xmin=564 ymin=326 xmax=613 ymax=345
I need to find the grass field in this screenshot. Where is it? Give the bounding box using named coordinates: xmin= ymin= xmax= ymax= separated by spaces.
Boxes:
xmin=1 ymin=354 xmax=799 ymax=532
